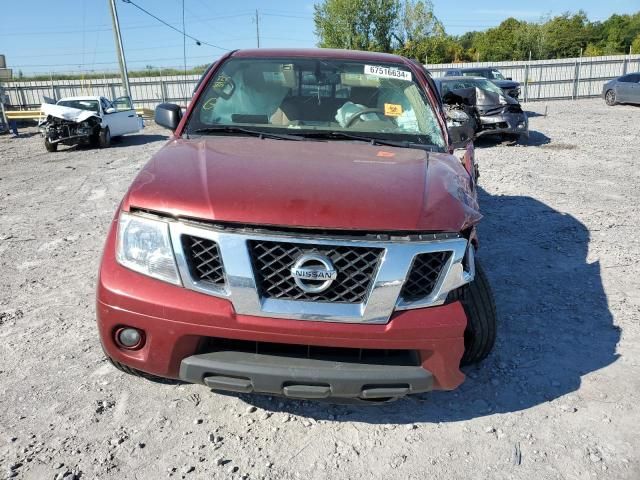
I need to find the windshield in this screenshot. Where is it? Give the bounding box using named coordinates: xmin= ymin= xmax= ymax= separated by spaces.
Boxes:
xmin=440 ymin=78 xmax=504 ymax=96
xmin=186 ymin=58 xmax=445 ymax=149
xmin=57 ymin=99 xmax=99 ymax=113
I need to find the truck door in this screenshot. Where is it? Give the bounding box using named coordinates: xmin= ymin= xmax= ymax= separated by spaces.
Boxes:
xmin=101 ymin=97 xmax=125 ymax=136
xmin=113 ymin=96 xmax=141 ymax=134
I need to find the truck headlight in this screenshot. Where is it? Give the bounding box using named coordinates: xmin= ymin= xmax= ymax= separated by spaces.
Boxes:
xmin=116 ymin=212 xmax=181 ymax=285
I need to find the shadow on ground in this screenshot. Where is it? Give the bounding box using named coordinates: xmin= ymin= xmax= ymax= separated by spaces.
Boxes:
xmin=224 ymin=187 xmax=618 ymax=423
xmin=37 ymin=133 xmax=170 ymax=153
xmin=110 ymin=133 xmax=169 ymax=147
xmin=474 ymin=130 xmax=551 ymax=148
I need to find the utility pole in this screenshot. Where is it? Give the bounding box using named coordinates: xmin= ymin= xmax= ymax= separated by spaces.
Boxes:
xmin=255 ymin=9 xmax=260 ymax=48
xmin=108 ymin=0 xmax=132 ymax=100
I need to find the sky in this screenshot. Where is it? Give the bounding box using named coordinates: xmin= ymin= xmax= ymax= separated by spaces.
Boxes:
xmin=1 ymin=0 xmax=639 ymax=74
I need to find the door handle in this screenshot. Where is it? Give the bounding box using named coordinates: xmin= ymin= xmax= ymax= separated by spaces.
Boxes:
xmin=128 ymin=114 xmax=134 ymax=117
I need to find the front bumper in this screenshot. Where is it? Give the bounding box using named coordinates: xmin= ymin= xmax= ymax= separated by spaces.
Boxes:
xmin=97 ymin=217 xmax=468 ymax=400
xmin=477 ymin=111 xmax=529 ymax=138
xmin=180 ymin=351 xmax=434 ymax=400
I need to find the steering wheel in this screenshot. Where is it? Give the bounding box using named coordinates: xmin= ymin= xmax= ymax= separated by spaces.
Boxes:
xmin=345 ymin=107 xmax=386 ymax=128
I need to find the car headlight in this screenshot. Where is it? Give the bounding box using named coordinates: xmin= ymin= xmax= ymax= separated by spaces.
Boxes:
xmin=116 ymin=212 xmax=181 ymax=285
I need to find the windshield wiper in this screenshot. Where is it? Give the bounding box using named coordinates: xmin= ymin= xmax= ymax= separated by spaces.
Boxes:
xmin=193 ymin=126 xmax=304 ymax=141
xmin=293 ymin=131 xmax=437 ymax=151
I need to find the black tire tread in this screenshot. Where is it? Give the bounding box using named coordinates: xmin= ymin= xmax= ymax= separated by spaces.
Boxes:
xmin=99 ymin=127 xmax=111 ymax=148
xmin=451 ymin=261 xmax=497 ymax=365
xmin=44 ymin=138 xmax=57 ymax=152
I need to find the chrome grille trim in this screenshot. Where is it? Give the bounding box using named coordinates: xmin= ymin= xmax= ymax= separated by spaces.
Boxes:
xmin=182 ymin=235 xmax=226 ymax=287
xmin=169 ymin=220 xmax=473 ymax=324
xmin=249 ymin=240 xmax=383 ymax=303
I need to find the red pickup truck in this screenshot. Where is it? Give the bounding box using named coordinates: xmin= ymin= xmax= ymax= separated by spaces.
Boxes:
xmin=96 ymin=48 xmax=496 ymax=403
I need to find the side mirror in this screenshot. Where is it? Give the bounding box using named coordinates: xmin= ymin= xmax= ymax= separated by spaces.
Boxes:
xmin=506 ymin=77 xmax=513 ymax=81
xmin=155 ymin=103 xmax=182 ymax=131
xmin=105 ymin=107 xmax=116 ymax=114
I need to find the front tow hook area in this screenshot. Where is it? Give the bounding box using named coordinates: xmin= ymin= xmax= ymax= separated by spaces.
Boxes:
xmin=179 ymin=351 xmax=433 ymax=401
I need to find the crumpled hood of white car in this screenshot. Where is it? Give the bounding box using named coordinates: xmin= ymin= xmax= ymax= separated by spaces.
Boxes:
xmin=41 ymin=103 xmax=100 ymax=123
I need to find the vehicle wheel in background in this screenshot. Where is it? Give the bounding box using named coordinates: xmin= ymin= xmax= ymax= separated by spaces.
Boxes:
xmin=448 ymin=260 xmax=497 ymax=366
xmin=44 ymin=137 xmax=58 ymax=152
xmin=605 ymin=90 xmax=617 ymax=106
xmin=99 ymin=127 xmax=111 ymax=148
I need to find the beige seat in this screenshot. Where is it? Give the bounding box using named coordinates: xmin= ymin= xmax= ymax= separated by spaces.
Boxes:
xmin=270 ymin=96 xmax=348 ymax=125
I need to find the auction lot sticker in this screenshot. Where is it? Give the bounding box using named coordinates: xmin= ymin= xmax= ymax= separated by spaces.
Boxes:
xmin=364 ymin=65 xmax=412 ymax=81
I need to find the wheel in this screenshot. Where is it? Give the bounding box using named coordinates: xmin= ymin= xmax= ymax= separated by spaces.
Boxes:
xmin=44 ymin=137 xmax=58 ymax=152
xmin=90 ymin=132 xmax=100 ymax=148
xmin=106 ymin=356 xmax=178 ymax=384
xmin=605 ymin=90 xmax=616 ymax=106
xmin=449 ymin=260 xmax=497 ymax=366
xmin=99 ymin=127 xmax=111 ymax=148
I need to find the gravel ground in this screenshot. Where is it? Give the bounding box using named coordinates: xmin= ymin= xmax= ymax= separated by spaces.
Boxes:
xmin=0 ymin=98 xmax=639 ymax=480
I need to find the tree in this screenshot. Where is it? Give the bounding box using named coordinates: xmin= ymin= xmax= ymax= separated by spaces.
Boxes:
xmin=632 ymin=33 xmax=640 ymax=54
xmin=583 ymin=43 xmax=604 ymax=57
xmin=598 ymin=13 xmax=640 ymax=53
xmin=314 ymin=0 xmax=400 ymax=51
xmin=397 ymin=0 xmax=441 ymax=44
xmin=542 ymin=12 xmax=592 ymax=58
xmin=314 ymin=0 xmax=441 ymax=53
xmin=313 ymin=6 xmax=640 ymax=63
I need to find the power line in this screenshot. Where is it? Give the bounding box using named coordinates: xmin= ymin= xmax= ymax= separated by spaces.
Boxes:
xmin=14 ymin=43 xmax=212 ymax=59
xmin=120 ymin=0 xmax=229 ymax=51
xmin=11 ymin=54 xmax=220 ymax=68
xmin=0 ymin=11 xmax=255 ymax=36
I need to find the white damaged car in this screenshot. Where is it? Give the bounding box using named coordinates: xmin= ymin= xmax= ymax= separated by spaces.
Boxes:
xmin=40 ymin=96 xmax=143 ymax=152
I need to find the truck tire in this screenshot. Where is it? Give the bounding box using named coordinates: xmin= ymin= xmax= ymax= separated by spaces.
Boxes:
xmin=44 ymin=137 xmax=58 ymax=152
xmin=99 ymin=127 xmax=111 ymax=148
xmin=106 ymin=356 xmax=178 ymax=384
xmin=449 ymin=260 xmax=497 ymax=366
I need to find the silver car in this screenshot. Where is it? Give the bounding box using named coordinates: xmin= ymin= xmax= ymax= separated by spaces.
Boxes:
xmin=603 ymin=73 xmax=640 ymax=106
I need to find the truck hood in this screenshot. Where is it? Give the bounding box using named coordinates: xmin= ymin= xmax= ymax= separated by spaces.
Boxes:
xmin=41 ymin=103 xmax=100 ymax=123
xmin=493 ymin=79 xmax=520 ymax=89
xmin=123 ymin=137 xmax=481 ymax=232
xmin=446 ymin=87 xmax=519 ymax=108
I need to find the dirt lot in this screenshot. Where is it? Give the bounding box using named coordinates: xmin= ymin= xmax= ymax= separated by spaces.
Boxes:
xmin=1 ymin=98 xmax=639 ymax=480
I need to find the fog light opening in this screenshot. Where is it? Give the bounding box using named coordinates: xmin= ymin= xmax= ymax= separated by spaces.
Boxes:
xmin=114 ymin=327 xmax=145 ymax=350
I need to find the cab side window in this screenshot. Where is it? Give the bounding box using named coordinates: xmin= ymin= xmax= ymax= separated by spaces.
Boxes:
xmin=101 ymin=98 xmax=112 ymax=113
xmin=619 ymin=74 xmax=639 ymax=83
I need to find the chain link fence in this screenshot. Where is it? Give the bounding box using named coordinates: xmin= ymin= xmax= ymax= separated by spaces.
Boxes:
xmin=1 ymin=72 xmax=201 ymax=110
xmin=2 ymin=54 xmax=640 ymax=110
xmin=426 ymin=54 xmax=640 ymax=101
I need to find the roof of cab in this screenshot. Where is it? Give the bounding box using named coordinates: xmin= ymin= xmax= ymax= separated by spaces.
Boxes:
xmin=436 ymin=76 xmax=485 ymax=82
xmin=231 ymin=48 xmax=411 ymax=65
xmin=57 ymin=96 xmax=102 ymax=101
xmin=448 ymin=67 xmax=496 ymax=72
